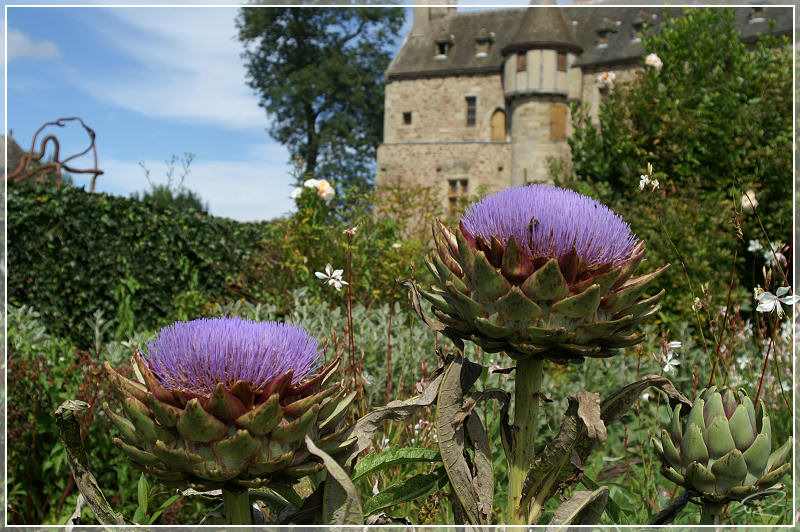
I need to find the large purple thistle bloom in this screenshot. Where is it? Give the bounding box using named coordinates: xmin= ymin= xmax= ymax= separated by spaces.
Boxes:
xmin=460 ymin=185 xmax=639 ymax=267
xmin=143 ymin=318 xmax=322 ymax=396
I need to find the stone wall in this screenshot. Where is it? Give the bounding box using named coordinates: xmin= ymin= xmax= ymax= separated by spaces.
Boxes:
xmin=382 ymin=73 xmax=507 ymax=143
xmin=376 ymin=142 xmax=511 ymax=213
xmin=508 ymin=94 xmax=572 ymax=186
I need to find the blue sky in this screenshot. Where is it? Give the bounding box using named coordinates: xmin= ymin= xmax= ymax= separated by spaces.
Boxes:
xmin=4 ymin=2 xmax=533 ymax=221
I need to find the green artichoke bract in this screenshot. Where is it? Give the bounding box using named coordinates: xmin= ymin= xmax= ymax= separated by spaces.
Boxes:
xmin=654 ymin=386 xmax=791 ymax=504
xmin=423 ymin=185 xmax=668 ymax=362
xmin=103 ymin=318 xmax=357 ymax=491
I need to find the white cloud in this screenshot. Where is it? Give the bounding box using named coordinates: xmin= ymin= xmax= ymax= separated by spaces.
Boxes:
xmin=92 ymin=153 xmax=296 ymax=222
xmin=70 ymin=7 xmax=265 ymax=130
xmin=6 ymin=27 xmax=61 ymax=61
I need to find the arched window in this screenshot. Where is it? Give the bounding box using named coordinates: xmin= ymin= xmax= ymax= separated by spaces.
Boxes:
xmin=490 ymin=109 xmax=506 ymax=141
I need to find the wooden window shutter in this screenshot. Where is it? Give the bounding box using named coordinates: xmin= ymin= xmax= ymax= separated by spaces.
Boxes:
xmin=550 ymin=104 xmax=567 ymax=141
xmin=557 ymin=52 xmax=567 ymax=72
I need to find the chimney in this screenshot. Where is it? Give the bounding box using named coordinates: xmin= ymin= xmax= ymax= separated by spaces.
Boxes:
xmin=412 ymin=0 xmax=456 ymax=36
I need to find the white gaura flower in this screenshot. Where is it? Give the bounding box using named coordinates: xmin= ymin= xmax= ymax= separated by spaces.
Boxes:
xmin=756 ymin=286 xmax=799 ymax=318
xmin=762 ymin=241 xmax=786 ymax=268
xmin=303 ymin=178 xmax=321 ymax=189
xmin=747 ymin=239 xmax=762 ymax=253
xmin=662 ymin=351 xmax=680 ymax=373
xmin=645 ymin=53 xmax=663 ymax=71
xmin=316 ymin=179 xmax=336 ymax=202
xmin=314 ymin=263 xmax=348 ymax=291
xmin=638 ymin=175 xmax=659 ymax=191
xmin=692 ymin=297 xmax=702 ymax=312
xmin=741 ymin=189 xmax=758 ymax=212
xmin=290 ymin=187 xmax=304 ymax=199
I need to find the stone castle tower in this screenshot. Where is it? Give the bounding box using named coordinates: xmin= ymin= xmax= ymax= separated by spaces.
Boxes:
xmin=501 ymin=6 xmax=581 ymax=186
xmin=376 ymin=2 xmax=790 ymax=215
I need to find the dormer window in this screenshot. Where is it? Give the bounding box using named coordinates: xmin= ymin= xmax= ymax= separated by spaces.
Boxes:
xmin=632 ymin=21 xmax=644 ymax=41
xmin=475 ymin=27 xmax=493 ymax=58
xmin=596 ymin=28 xmax=613 ymax=48
xmin=750 ymin=7 xmax=765 ymax=23
xmin=435 ymin=34 xmax=454 ymax=58
xmin=475 ymin=39 xmax=490 ymax=57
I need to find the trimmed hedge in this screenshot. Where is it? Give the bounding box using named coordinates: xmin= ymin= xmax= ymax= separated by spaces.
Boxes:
xmin=8 ymin=182 xmax=272 ymax=347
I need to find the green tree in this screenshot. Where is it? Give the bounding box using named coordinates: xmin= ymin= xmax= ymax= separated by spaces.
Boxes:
xmin=553 ymin=7 xmax=791 ymax=319
xmin=236 ymin=6 xmax=405 ymax=193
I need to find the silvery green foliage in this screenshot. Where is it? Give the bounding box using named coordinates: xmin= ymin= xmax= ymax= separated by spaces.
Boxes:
xmin=8 ymin=305 xmax=51 ymax=356
xmin=103 ymin=332 xmax=153 ymax=366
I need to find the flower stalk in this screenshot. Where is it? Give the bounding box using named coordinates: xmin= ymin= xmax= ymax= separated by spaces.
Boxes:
xmin=507 ymin=357 xmax=543 ymax=525
xmin=699 ymin=501 xmax=725 ymax=525
xmin=222 ymin=485 xmax=252 ymax=525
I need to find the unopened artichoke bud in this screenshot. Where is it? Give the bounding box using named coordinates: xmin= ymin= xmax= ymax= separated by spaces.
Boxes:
xmin=422 ymin=185 xmax=668 ymax=363
xmin=103 ymin=318 xmax=357 ymax=491
xmin=653 ymin=387 xmax=792 ymax=504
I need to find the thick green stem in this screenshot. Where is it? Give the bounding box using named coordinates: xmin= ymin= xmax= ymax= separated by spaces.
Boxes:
xmin=506 ymin=357 xmax=544 ymax=525
xmin=699 ymin=501 xmax=724 ymax=525
xmin=222 ymin=485 xmax=252 ymax=525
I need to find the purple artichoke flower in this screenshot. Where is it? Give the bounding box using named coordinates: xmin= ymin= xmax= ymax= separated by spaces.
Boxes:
xmin=144 ymin=317 xmax=322 ymax=396
xmin=460 ymin=185 xmax=639 ymax=269
xmin=422 ymin=184 xmax=669 ymax=362
xmin=103 ymin=318 xmax=356 ymax=490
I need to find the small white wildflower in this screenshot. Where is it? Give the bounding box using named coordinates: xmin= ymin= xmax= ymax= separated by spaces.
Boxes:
xmin=314 ymin=263 xmax=348 ymax=291
xmin=763 ymin=241 xmax=786 ymax=268
xmin=392 ymin=242 xmax=401 ymax=250
xmin=666 ymin=341 xmax=682 ymax=351
xmin=290 ymin=187 xmax=303 ymax=199
xmin=741 ymin=189 xmax=758 ymax=213
xmin=645 ymin=53 xmax=663 ymax=71
xmin=747 ymin=239 xmax=762 ymax=253
xmin=692 ymin=297 xmax=702 ymax=312
xmin=641 ymin=391 xmax=652 ymax=402
xmin=638 ymin=173 xmax=659 ymax=192
xmin=372 ymin=477 xmax=380 ymax=495
xmin=303 ymin=178 xmax=320 ymax=189
xmin=343 ymin=223 xmax=360 ymax=237
xmin=756 ymin=286 xmax=799 ymax=318
xmin=662 ymin=351 xmax=680 ymax=373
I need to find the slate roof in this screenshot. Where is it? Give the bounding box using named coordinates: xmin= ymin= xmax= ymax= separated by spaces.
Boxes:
xmin=386 ymin=4 xmax=792 ymax=80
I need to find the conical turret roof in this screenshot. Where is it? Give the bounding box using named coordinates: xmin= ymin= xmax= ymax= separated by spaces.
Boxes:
xmin=502 ymin=6 xmax=581 ymax=55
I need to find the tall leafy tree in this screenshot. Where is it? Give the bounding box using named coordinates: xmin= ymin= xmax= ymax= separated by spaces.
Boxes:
xmin=237 ymin=6 xmax=405 ymax=192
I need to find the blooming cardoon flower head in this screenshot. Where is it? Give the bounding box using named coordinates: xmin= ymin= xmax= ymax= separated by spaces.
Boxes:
xmin=103 ymin=318 xmax=357 ymax=491
xmin=144 ymin=318 xmax=322 ymax=396
xmin=419 ymin=185 xmax=669 ymax=363
xmin=460 ymin=185 xmax=639 ymax=269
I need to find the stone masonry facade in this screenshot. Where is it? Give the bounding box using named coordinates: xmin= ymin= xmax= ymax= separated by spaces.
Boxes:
xmin=376 ymin=2 xmax=790 ymax=214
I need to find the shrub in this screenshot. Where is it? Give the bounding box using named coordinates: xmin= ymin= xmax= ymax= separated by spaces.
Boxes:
xmin=552 ymin=7 xmax=792 ymax=324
